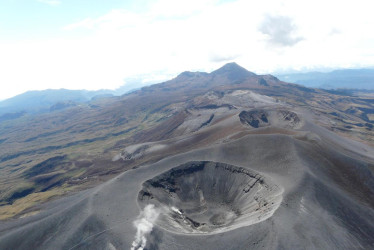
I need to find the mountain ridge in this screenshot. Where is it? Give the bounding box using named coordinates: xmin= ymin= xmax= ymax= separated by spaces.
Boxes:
xmin=0 ymin=63 xmax=373 ymax=249
xmin=0 ymin=62 xmax=372 ymax=223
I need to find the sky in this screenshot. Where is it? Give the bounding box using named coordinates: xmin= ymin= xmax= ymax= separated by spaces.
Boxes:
xmin=0 ymin=0 xmax=374 ymax=100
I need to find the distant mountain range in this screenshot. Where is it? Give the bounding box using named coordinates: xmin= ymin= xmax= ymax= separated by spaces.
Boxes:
xmin=1 ymin=67 xmax=374 ymax=122
xmin=0 ymin=89 xmax=109 ymax=114
xmin=276 ymin=68 xmax=374 ymax=90
xmin=0 ymin=84 xmax=142 ymax=119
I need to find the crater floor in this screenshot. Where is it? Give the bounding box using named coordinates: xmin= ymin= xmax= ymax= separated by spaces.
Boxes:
xmin=138 ymin=161 xmax=283 ymax=234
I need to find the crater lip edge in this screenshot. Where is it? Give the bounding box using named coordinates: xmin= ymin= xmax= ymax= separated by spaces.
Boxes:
xmin=137 ymin=161 xmax=284 ymax=235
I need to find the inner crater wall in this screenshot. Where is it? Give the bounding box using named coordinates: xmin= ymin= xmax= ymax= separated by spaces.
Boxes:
xmin=138 ymin=161 xmax=283 ymax=234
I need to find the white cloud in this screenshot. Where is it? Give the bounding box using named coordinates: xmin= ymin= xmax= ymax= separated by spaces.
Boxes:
xmin=37 ymin=0 xmax=61 ymax=6
xmin=259 ymin=15 xmax=303 ymax=47
xmin=1 ymin=0 xmax=373 ymax=100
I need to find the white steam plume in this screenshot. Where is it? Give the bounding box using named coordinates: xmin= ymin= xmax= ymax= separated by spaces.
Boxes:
xmin=131 ymin=204 xmax=160 ymax=250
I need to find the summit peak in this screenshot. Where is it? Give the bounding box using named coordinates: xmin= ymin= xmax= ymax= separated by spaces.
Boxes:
xmin=210 ymin=62 xmax=256 ymax=81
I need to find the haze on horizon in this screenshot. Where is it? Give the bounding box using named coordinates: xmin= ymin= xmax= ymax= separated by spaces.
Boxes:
xmin=1 ymin=0 xmax=373 ymax=100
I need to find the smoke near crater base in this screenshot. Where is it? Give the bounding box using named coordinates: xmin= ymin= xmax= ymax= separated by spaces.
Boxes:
xmin=131 ymin=204 xmax=160 ymax=250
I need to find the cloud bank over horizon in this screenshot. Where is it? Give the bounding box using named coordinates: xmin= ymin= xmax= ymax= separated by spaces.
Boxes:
xmin=0 ymin=0 xmax=373 ymax=100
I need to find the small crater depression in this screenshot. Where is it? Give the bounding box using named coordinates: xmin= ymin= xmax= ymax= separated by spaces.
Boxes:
xmin=138 ymin=161 xmax=283 ymax=234
xmin=239 ymin=110 xmax=269 ymax=128
xmin=239 ymin=109 xmax=302 ymax=129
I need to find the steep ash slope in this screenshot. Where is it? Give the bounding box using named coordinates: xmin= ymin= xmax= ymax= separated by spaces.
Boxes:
xmin=0 ymin=126 xmax=373 ymax=250
xmin=0 ymin=63 xmax=373 ymax=249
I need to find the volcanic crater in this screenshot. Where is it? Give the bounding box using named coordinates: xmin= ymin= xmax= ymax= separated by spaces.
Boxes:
xmin=138 ymin=161 xmax=283 ymax=234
